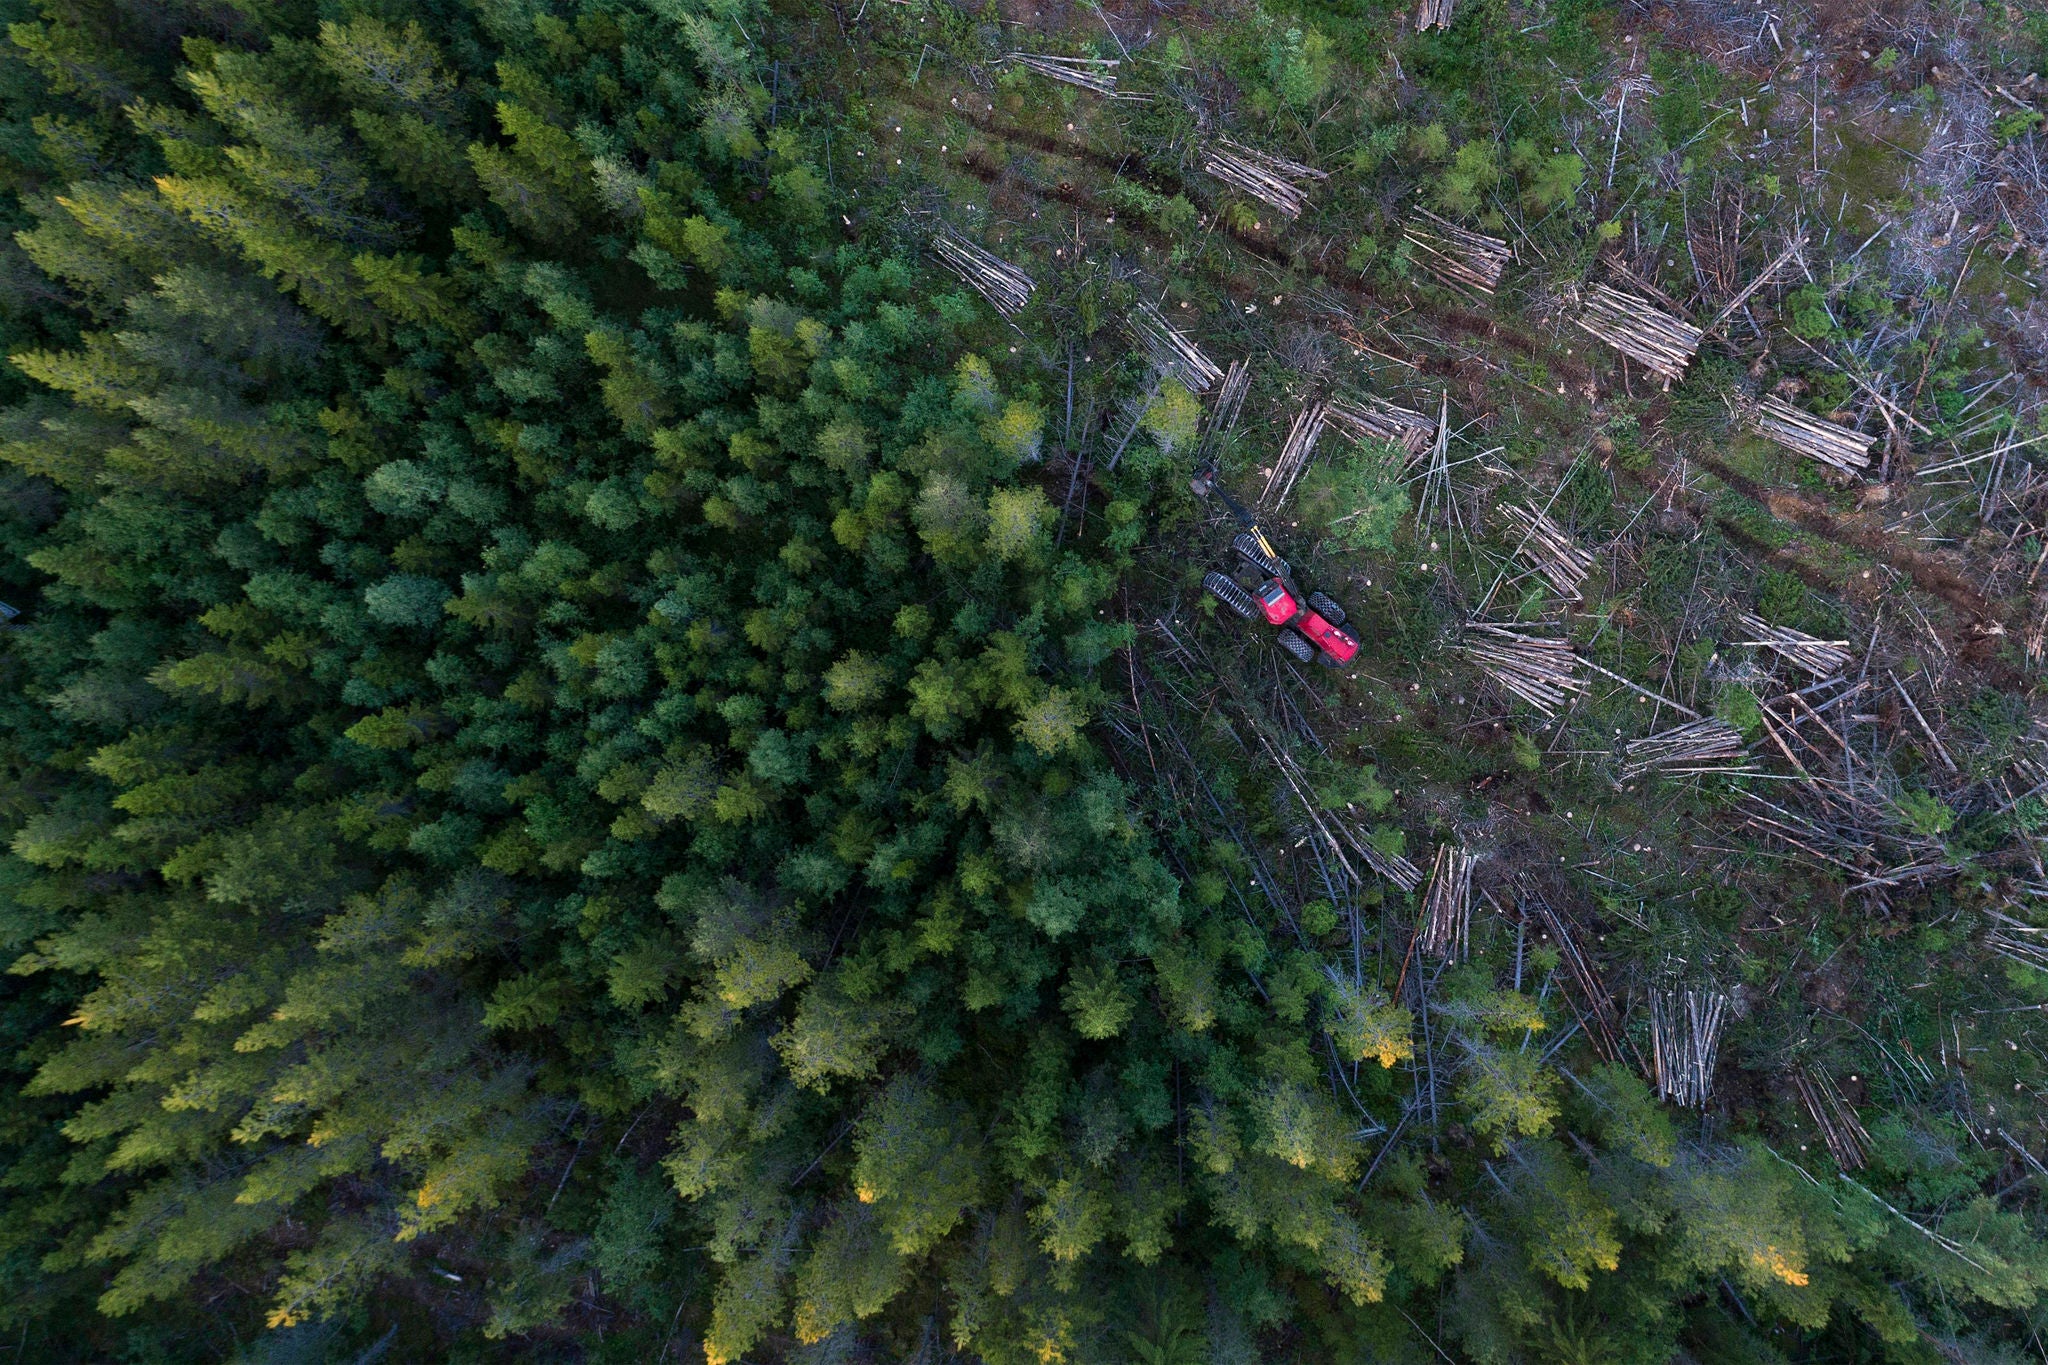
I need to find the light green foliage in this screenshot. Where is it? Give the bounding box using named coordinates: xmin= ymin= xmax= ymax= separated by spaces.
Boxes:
xmin=1267 ymin=27 xmax=1333 ymax=108
xmin=1432 ymin=140 xmax=1502 ymax=216
xmin=1509 ymin=138 xmax=1585 ymax=211
xmin=1061 ymin=962 xmax=1136 ymax=1038
xmin=1140 ymin=380 xmax=1203 ymax=461
xmin=1459 ymin=1045 xmax=1561 ymax=1151
xmin=1296 ymin=438 xmax=1410 ymax=554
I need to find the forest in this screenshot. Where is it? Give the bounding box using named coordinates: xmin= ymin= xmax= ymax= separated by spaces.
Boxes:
xmin=1 ymin=0 xmax=2048 ymax=1359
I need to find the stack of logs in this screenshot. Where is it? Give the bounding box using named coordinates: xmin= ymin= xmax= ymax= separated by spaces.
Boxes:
xmin=1461 ymin=624 xmax=1585 ymax=716
xmin=1649 ymin=985 xmax=1730 ymax=1108
xmin=1262 ymin=403 xmax=1327 ymax=507
xmin=1623 ymin=718 xmax=1753 ymax=779
xmin=1004 ymin=52 xmax=1120 ymax=96
xmin=1792 ymin=1067 xmax=1870 ymax=1169
xmin=1418 ymin=845 xmax=1476 ymax=960
xmin=1753 ymin=395 xmax=1876 ymax=474
xmin=1202 ymin=139 xmax=1329 ymax=221
xmin=930 ymin=231 xmax=1035 ymax=317
xmin=1128 ymin=300 xmax=1225 ymax=392
xmin=1324 ymin=394 xmax=1438 ymax=458
xmin=1735 ymin=612 xmax=1853 ymax=678
xmin=1574 ymin=283 xmax=1702 ymax=387
xmin=1404 ymin=208 xmax=1511 ymax=294
xmin=1498 ymin=501 xmax=1594 ymax=599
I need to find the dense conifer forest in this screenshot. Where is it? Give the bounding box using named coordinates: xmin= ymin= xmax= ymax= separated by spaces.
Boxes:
xmin=3 ymin=0 xmax=2048 ymax=1358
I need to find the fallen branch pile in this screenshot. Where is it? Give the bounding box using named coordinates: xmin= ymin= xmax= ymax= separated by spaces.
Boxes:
xmin=1262 ymin=402 xmax=1326 ymax=507
xmin=1415 ymin=0 xmax=1456 ymax=32
xmin=1202 ymin=139 xmax=1329 ymax=221
xmin=1418 ymin=845 xmax=1476 ymax=960
xmin=1622 ymin=718 xmax=1753 ymax=779
xmin=1324 ymin=394 xmax=1437 ymax=458
xmin=1004 ymin=52 xmax=1120 ymax=96
xmin=1460 ymin=624 xmax=1585 ymax=716
xmin=1736 ymin=612 xmax=1853 ymax=678
xmin=1403 ymin=208 xmax=1511 ymax=294
xmin=1649 ymin=985 xmax=1729 ymax=1108
xmin=1128 ymin=300 xmax=1225 ymax=393
xmin=1792 ymin=1067 xmax=1870 ymax=1169
xmin=1984 ymin=907 xmax=2048 ymax=973
xmin=930 ymin=230 xmax=1035 ymax=317
xmin=1574 ymin=284 xmax=1702 ymax=387
xmin=1754 ymin=395 xmax=1876 ymax=473
xmin=1498 ymin=501 xmax=1595 ymax=599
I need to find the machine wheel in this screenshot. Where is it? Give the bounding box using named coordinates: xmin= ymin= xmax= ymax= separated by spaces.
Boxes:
xmin=1204 ymin=571 xmax=1261 ymax=621
xmin=1306 ymin=591 xmax=1346 ymax=627
xmin=1276 ymin=628 xmax=1316 ymax=664
xmin=1233 ymin=531 xmax=1288 ymax=579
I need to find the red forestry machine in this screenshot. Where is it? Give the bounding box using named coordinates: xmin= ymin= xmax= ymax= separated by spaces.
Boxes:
xmin=1190 ymin=462 xmax=1360 ymax=666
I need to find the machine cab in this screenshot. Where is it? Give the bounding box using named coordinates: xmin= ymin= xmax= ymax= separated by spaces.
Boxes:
xmin=1256 ymin=579 xmax=1298 ymax=626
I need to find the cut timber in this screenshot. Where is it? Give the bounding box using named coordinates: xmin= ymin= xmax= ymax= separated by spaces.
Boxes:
xmin=1573 ymin=283 xmax=1702 ymax=387
xmin=1128 ymin=300 xmax=1225 ymax=393
xmin=1497 ymin=501 xmax=1595 ymax=599
xmin=1418 ymin=845 xmax=1476 ymax=960
xmin=1460 ymin=624 xmax=1585 ymax=717
xmin=1649 ymin=986 xmax=1729 ymax=1109
xmin=1753 ymin=395 xmax=1876 ymax=473
xmin=1352 ymin=831 xmax=1424 ymax=893
xmin=1403 ymin=208 xmax=1511 ymax=295
xmin=930 ymin=230 xmax=1035 ymax=318
xmin=1623 ymin=718 xmax=1752 ymax=779
xmin=1197 ymin=359 xmax=1253 ymax=461
xmin=1004 ymin=52 xmax=1119 ymax=96
xmin=1735 ymin=612 xmax=1853 ymax=679
xmin=1323 ymin=395 xmax=1436 ymax=458
xmin=1201 ymin=139 xmax=1328 ymax=221
xmin=1414 ymin=0 xmax=1455 ymax=30
xmin=1261 ymin=403 xmax=1326 ymax=508
xmin=1792 ymin=1067 xmax=1870 ymax=1169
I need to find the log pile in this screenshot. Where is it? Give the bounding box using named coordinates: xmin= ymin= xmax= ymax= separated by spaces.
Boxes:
xmin=1324 ymin=394 xmax=1437 ymax=458
xmin=1497 ymin=501 xmax=1594 ymax=599
xmin=1415 ymin=0 xmax=1455 ymax=31
xmin=1262 ymin=402 xmax=1327 ymax=507
xmin=930 ymin=230 xmax=1035 ymax=317
xmin=1753 ymin=395 xmax=1876 ymax=473
xmin=1198 ymin=359 xmax=1253 ymax=460
xmin=1354 ymin=833 xmax=1425 ymax=893
xmin=1573 ymin=283 xmax=1702 ymax=387
xmin=1460 ymin=624 xmax=1585 ymax=716
xmin=1622 ymin=718 xmax=1753 ymax=779
xmin=1202 ymin=139 xmax=1329 ymax=221
xmin=1649 ymin=985 xmax=1729 ymax=1108
xmin=1128 ymin=300 xmax=1225 ymax=393
xmin=1735 ymin=612 xmax=1854 ymax=678
xmin=1792 ymin=1067 xmax=1870 ymax=1169
xmin=1005 ymin=52 xmax=1119 ymax=96
xmin=1403 ymin=208 xmax=1511 ymax=294
xmin=1418 ymin=845 xmax=1476 ymax=960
